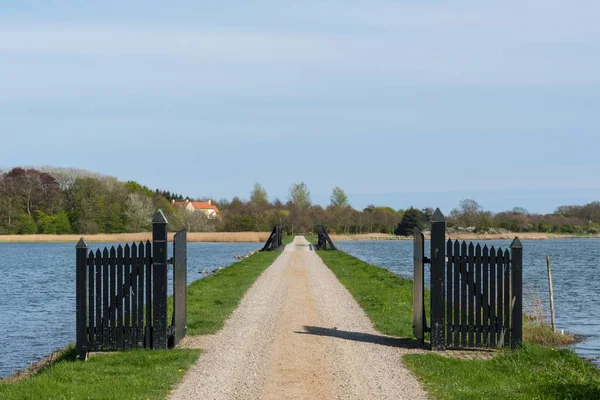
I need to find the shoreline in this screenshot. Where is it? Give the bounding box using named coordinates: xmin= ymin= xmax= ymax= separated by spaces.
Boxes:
xmin=329 ymin=232 xmax=600 ymax=241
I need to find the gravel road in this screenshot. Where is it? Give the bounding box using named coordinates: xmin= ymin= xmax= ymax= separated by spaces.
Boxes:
xmin=169 ymin=237 xmax=427 ymax=400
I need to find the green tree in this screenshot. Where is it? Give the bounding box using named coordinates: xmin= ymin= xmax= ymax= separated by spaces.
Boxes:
xmin=288 ymin=182 xmax=311 ymax=209
xmin=394 ymin=207 xmax=426 ymax=236
xmin=329 ymin=186 xmax=349 ymax=208
xmin=250 ymin=183 xmax=269 ymax=205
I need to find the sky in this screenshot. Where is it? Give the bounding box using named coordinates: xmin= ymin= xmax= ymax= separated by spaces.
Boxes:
xmin=1 ymin=1 xmax=599 ymax=214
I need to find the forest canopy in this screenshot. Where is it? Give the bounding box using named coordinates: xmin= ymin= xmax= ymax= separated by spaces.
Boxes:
xmin=0 ymin=167 xmax=599 ymax=235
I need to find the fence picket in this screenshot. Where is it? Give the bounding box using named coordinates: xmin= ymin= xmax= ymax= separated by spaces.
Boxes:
xmin=123 ymin=244 xmax=132 ymax=349
xmin=116 ymin=245 xmax=124 ymax=349
xmin=145 ymin=240 xmax=152 ymax=348
xmin=467 ymin=242 xmax=475 ymax=347
xmin=497 ymin=247 xmax=504 ymax=347
xmin=489 ymin=246 xmax=497 ymax=347
xmin=475 ymin=244 xmax=482 ymax=347
xmin=504 ymin=249 xmax=511 ymax=347
xmin=87 ymin=252 xmax=95 ymax=348
xmin=95 ymin=249 xmax=102 ymax=350
xmin=137 ymin=241 xmax=145 ymax=347
xmin=102 ymin=248 xmax=109 ymax=349
xmin=453 ymin=240 xmax=460 ymax=348
xmin=446 ymin=239 xmax=453 ymax=346
xmin=460 ymin=241 xmax=468 ymax=347
xmin=482 ymin=245 xmax=489 ymax=347
xmin=109 ymin=247 xmax=116 ymax=349
xmin=131 ymin=242 xmax=138 ymax=348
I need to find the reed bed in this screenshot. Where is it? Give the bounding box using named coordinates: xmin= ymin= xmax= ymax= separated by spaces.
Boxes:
xmin=0 ymin=232 xmax=271 ymax=243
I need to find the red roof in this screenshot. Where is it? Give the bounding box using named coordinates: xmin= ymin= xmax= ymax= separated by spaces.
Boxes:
xmin=191 ymin=202 xmax=219 ymax=213
xmin=173 ymin=201 xmax=219 ymax=214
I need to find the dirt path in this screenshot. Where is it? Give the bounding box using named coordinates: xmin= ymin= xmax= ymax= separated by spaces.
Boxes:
xmin=170 ymin=237 xmax=427 ymax=400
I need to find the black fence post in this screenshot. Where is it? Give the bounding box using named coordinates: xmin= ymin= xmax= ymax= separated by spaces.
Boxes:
xmin=510 ymin=237 xmax=523 ymax=349
xmin=76 ymin=238 xmax=88 ymax=360
xmin=430 ymin=208 xmax=446 ymax=350
xmin=413 ymin=228 xmax=426 ymax=345
xmin=152 ymin=210 xmax=169 ymax=349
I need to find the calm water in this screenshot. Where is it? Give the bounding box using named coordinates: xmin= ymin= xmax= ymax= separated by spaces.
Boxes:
xmin=0 ymin=241 xmax=260 ymax=379
xmin=337 ymin=239 xmax=600 ymax=363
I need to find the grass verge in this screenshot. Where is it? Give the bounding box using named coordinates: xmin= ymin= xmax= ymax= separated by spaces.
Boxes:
xmin=403 ymin=344 xmax=600 ymax=399
xmin=317 ymin=248 xmax=600 ymax=400
xmin=0 ymin=347 xmax=199 ymax=399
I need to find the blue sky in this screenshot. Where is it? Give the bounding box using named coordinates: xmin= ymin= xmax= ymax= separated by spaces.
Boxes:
xmin=1 ymin=1 xmax=599 ymax=214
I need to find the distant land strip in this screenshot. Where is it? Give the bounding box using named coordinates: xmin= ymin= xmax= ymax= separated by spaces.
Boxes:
xmin=0 ymin=232 xmax=271 ymax=243
xmin=330 ymin=232 xmax=600 ymax=241
xmin=1 ymin=231 xmax=598 ymax=243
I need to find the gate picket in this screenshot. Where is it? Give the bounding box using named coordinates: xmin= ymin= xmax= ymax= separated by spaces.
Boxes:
xmin=489 ymin=246 xmax=497 ymax=347
xmin=453 ymin=240 xmax=460 ymax=348
xmin=145 ymin=241 xmax=152 ymax=348
xmin=482 ymin=245 xmax=489 ymax=347
xmin=467 ymin=242 xmax=475 ymax=347
xmin=475 ymin=244 xmax=482 ymax=347
xmin=95 ymin=249 xmax=102 ymax=349
xmin=109 ymin=247 xmax=116 ymax=349
xmin=497 ymin=248 xmax=504 ymax=347
xmin=116 ymin=245 xmax=124 ymax=349
xmin=446 ymin=239 xmax=452 ymax=346
xmin=123 ymin=244 xmax=132 ymax=349
xmin=137 ymin=242 xmax=145 ymax=347
xmin=460 ymin=241 xmax=467 ymax=347
xmin=87 ymin=252 xmax=95 ymax=348
xmin=504 ymin=249 xmax=511 ymax=347
xmin=131 ymin=242 xmax=138 ymax=347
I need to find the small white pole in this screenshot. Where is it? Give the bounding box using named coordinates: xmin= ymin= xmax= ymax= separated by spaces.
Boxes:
xmin=546 ymin=256 xmax=556 ymax=331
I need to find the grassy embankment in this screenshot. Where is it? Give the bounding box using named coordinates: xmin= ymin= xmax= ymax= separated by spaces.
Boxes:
xmin=317 ymin=249 xmax=600 ymax=400
xmin=1 ymin=250 xmax=280 ymax=399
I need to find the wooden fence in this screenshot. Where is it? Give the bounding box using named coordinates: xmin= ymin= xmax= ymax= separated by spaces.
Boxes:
xmin=75 ymin=210 xmax=187 ymax=360
xmin=414 ymin=208 xmax=523 ymax=350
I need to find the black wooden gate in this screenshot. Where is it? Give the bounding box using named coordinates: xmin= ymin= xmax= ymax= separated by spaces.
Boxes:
xmin=75 ymin=210 xmax=188 ymax=360
xmin=413 ymin=208 xmax=523 ymax=350
xmin=315 ymin=225 xmax=336 ymax=250
xmin=261 ymin=225 xmax=282 ymax=251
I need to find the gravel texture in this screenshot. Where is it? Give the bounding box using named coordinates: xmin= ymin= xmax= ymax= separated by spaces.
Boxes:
xmin=169 ymin=237 xmax=427 ymax=400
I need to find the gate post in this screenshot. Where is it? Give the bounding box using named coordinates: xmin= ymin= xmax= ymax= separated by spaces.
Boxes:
xmin=430 ymin=209 xmax=446 ymax=350
xmin=413 ymin=228 xmax=426 ymax=345
xmin=152 ymin=210 xmax=169 ymax=349
xmin=76 ymin=238 xmax=88 ymax=360
xmin=510 ymin=237 xmax=523 ymax=349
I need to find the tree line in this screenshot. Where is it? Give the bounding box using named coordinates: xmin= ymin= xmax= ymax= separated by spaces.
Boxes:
xmin=1 ymin=167 xmax=599 ymax=235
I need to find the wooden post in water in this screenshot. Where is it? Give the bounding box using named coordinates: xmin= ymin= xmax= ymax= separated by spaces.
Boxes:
xmin=546 ymin=256 xmax=556 ymax=331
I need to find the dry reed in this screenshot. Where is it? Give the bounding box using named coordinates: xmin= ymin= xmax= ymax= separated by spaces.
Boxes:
xmin=0 ymin=232 xmax=271 ymax=243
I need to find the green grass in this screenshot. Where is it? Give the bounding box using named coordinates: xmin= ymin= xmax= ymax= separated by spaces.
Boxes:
xmin=317 ymin=249 xmax=427 ymax=337
xmin=182 ymin=250 xmax=280 ymax=335
xmin=0 ymin=347 xmax=200 ymax=400
xmin=2 ymin=250 xmax=280 ymax=399
xmin=318 ymin=249 xmax=600 ymax=400
xmin=404 ymin=344 xmax=600 ymax=400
